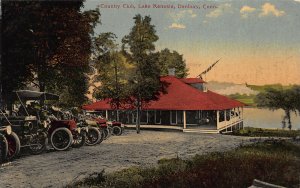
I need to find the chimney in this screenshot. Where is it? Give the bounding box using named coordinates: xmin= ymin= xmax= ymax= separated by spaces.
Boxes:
xmin=168 ymin=68 xmax=175 ymax=76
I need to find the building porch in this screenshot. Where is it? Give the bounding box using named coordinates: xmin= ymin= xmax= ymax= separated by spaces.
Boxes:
xmin=88 ymin=108 xmax=244 ymax=134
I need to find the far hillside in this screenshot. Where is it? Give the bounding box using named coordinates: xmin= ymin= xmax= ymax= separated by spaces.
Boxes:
xmin=246 ymin=84 xmax=296 ymax=93
xmin=207 ymin=81 xmax=299 ymax=106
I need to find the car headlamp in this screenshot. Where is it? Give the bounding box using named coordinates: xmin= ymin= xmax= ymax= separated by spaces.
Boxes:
xmin=43 ymin=121 xmax=48 ymax=128
xmin=6 ymin=125 xmax=12 ymax=135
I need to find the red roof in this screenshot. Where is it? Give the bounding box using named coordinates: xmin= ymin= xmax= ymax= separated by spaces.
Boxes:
xmin=82 ymin=76 xmax=244 ymax=111
xmin=180 ymin=78 xmax=206 ymax=84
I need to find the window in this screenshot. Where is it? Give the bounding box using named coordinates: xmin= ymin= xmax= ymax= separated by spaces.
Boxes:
xmin=186 ymin=111 xmax=198 ymax=124
xmin=141 ymin=111 xmax=148 ymax=123
xmin=170 ymin=111 xmax=177 ymax=124
xmin=119 ymin=111 xmax=129 ymax=124
xmin=148 ymin=110 xmax=155 ymax=124
xmin=155 ymin=110 xmax=161 ymax=124
xmin=226 ymin=109 xmax=231 ymax=121
xmin=177 ymin=110 xmax=183 ymax=124
xmin=132 ymin=112 xmax=136 ymax=123
xmin=219 ymin=110 xmax=225 ymax=122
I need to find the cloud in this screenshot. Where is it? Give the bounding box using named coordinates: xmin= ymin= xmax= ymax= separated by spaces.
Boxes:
xmin=240 ymin=5 xmax=256 ymax=18
xmin=240 ymin=5 xmax=256 ymax=13
xmin=169 ymin=10 xmax=197 ymax=21
xmin=294 ymin=0 xmax=300 ymax=2
xmin=168 ymin=10 xmax=196 ymax=29
xmin=206 ymin=3 xmax=231 ymax=18
xmin=259 ymin=3 xmax=285 ymax=17
xmin=168 ymin=23 xmax=186 ymax=29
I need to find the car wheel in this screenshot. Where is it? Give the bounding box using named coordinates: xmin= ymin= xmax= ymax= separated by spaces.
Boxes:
xmin=73 ymin=131 xmax=86 ymax=148
xmin=103 ymin=128 xmax=109 ymax=140
xmin=50 ymin=128 xmax=73 ymax=151
xmin=0 ymin=134 xmax=8 ymax=163
xmin=85 ymin=127 xmax=101 ymax=146
xmin=112 ymin=126 xmax=122 ymax=136
xmin=6 ymin=132 xmax=21 ymax=160
xmin=29 ymin=132 xmax=48 ymax=155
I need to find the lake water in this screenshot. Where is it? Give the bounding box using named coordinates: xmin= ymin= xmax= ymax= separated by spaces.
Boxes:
xmin=243 ymin=107 xmax=300 ymax=130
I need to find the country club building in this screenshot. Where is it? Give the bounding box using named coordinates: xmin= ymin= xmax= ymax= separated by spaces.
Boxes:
xmin=82 ymin=76 xmax=244 ymax=133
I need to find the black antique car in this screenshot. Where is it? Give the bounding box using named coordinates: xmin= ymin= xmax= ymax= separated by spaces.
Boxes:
xmin=10 ymin=90 xmax=87 ymax=152
xmin=6 ymin=90 xmax=57 ymax=155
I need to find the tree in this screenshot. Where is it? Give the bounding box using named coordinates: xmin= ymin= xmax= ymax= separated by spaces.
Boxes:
xmin=293 ymin=86 xmax=300 ymax=113
xmin=92 ymin=33 xmax=134 ymax=120
xmin=158 ymin=48 xmax=188 ymax=78
xmin=255 ymin=86 xmax=300 ymax=130
xmin=1 ymin=1 xmax=100 ymax=107
xmin=122 ymin=14 xmax=161 ymax=133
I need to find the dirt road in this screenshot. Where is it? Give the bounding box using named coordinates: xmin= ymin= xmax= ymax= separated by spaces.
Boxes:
xmin=0 ymin=130 xmax=254 ymax=188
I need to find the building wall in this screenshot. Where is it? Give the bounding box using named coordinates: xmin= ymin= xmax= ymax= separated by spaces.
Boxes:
xmin=104 ymin=109 xmax=218 ymax=127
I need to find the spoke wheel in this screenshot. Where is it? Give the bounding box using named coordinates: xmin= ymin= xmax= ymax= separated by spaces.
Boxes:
xmin=73 ymin=131 xmax=86 ymax=148
xmin=112 ymin=126 xmax=122 ymax=136
xmin=0 ymin=135 xmax=8 ymax=164
xmin=29 ymin=132 xmax=47 ymax=155
xmin=102 ymin=128 xmax=109 ymax=140
xmin=50 ymin=128 xmax=73 ymax=151
xmin=6 ymin=132 xmax=20 ymax=160
xmin=85 ymin=127 xmax=101 ymax=146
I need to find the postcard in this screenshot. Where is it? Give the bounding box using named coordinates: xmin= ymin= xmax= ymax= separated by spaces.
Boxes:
xmin=1 ymin=0 xmax=300 ymax=187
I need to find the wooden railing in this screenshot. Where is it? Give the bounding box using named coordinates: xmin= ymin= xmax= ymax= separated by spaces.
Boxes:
xmin=217 ymin=117 xmax=243 ymax=132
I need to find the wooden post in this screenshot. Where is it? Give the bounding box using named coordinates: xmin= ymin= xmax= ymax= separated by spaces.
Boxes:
xmin=224 ymin=110 xmax=227 ymax=127
xmin=241 ymin=107 xmax=243 ymax=119
xmin=216 ymin=110 xmax=220 ymax=129
xmin=183 ymin=110 xmax=187 ymax=129
xmin=105 ymin=110 xmax=108 ymax=119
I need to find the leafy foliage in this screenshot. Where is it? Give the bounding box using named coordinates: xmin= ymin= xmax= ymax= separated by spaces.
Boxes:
xmin=158 ymin=48 xmax=188 ymax=78
xmin=122 ymin=14 xmax=161 ymax=133
xmin=232 ymin=127 xmax=300 ymax=137
xmin=246 ymin=83 xmax=295 ymax=93
xmin=1 ymin=1 xmax=100 ymax=107
xmin=255 ymin=86 xmax=300 ymax=129
xmin=68 ymin=141 xmax=300 ymax=188
xmin=92 ymin=33 xmax=135 ymax=111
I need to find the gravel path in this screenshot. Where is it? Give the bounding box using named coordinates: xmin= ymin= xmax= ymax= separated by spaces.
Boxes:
xmin=0 ymin=130 xmax=254 ymax=188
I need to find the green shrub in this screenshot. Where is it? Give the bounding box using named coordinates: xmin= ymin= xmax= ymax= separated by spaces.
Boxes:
xmin=232 ymin=127 xmax=300 ymax=137
xmin=68 ymin=141 xmax=300 ymax=188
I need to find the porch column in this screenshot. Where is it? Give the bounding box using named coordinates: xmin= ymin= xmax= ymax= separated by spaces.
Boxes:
xmin=241 ymin=107 xmax=243 ymax=119
xmin=224 ymin=110 xmax=227 ymax=126
xmin=216 ymin=110 xmax=220 ymax=129
xmin=183 ymin=110 xmax=187 ymax=129
xmin=105 ymin=110 xmax=108 ymax=119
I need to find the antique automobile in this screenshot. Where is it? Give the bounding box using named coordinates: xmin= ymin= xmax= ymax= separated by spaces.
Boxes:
xmin=49 ymin=109 xmax=88 ymax=149
xmin=0 ymin=110 xmax=20 ymax=161
xmin=10 ymin=90 xmax=85 ymax=152
xmin=6 ymin=90 xmax=55 ymax=155
xmin=85 ymin=112 xmax=124 ymax=138
xmin=74 ymin=113 xmax=101 ymax=146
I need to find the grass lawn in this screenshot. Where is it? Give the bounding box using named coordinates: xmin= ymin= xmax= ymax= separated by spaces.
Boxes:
xmin=226 ymin=94 xmax=256 ymax=106
xmin=68 ymin=141 xmax=300 ymax=188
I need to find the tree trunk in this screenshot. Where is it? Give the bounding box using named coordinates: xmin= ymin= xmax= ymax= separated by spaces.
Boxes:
xmin=286 ymin=110 xmax=292 ymax=130
xmin=283 ymin=109 xmax=292 ymax=130
xmin=136 ymin=97 xmax=141 ymax=134
xmin=39 ymin=81 xmax=45 ymax=106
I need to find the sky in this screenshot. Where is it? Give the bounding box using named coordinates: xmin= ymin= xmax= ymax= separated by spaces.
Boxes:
xmin=83 ymin=0 xmax=300 ymax=85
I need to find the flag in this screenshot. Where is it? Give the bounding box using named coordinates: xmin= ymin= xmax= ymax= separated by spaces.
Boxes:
xmin=197 ymin=59 xmax=220 ymax=78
